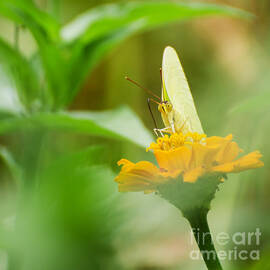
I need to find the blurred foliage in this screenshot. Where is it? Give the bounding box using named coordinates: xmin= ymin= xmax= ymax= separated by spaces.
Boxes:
xmin=0 ymin=0 xmax=268 ymax=270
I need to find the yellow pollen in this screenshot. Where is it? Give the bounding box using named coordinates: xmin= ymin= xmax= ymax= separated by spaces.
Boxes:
xmin=147 ymin=132 xmax=207 ymax=151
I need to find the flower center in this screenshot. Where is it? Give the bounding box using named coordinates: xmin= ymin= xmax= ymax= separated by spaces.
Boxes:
xmin=147 ymin=132 xmax=206 ymax=151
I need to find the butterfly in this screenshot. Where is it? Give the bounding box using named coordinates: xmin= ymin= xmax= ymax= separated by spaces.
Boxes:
xmin=154 ymin=46 xmax=204 ymax=136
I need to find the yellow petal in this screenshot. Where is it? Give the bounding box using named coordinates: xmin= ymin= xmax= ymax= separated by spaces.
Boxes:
xmin=215 ymin=141 xmax=241 ymax=164
xmin=220 ymin=141 xmax=241 ymax=163
xmin=212 ymin=151 xmax=264 ymax=173
xmin=117 ymin=159 xmax=135 ymax=172
xmin=206 ymin=134 xmax=233 ymax=146
xmin=118 ymin=181 xmax=153 ymax=192
xmin=154 ymin=146 xmax=191 ymax=172
xmin=206 ymin=134 xmax=243 ymax=164
xmin=189 ymin=143 xmax=220 ymax=169
xmin=183 ymin=167 xmax=205 ymax=183
xmin=115 ymin=159 xmax=166 ymax=192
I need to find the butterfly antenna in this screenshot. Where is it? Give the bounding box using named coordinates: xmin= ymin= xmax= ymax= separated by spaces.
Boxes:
xmin=147 ymin=98 xmax=158 ymax=129
xmin=148 ymin=98 xmax=161 ymax=106
xmin=125 ymin=76 xmax=161 ymax=100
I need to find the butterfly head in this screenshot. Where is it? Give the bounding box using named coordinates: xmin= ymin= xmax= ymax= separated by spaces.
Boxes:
xmin=158 ymin=101 xmax=175 ymax=130
xmin=158 ymin=101 xmax=173 ymax=114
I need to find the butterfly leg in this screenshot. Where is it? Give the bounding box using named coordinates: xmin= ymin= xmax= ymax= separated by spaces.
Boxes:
xmin=153 ymin=128 xmax=160 ymax=137
xmin=154 ymin=128 xmax=166 ymax=137
xmin=153 ymin=127 xmax=172 ymax=137
xmin=170 ymin=122 xmax=176 ymax=133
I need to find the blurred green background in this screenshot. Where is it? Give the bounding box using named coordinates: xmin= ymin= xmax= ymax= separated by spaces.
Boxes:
xmin=0 ymin=0 xmax=269 ymax=269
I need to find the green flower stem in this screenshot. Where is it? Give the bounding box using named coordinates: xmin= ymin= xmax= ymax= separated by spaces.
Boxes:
xmin=184 ymin=208 xmax=223 ymax=270
xmin=157 ymin=173 xmax=223 ymax=268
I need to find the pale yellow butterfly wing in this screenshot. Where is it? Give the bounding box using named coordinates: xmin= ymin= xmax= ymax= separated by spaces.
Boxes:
xmin=162 ymin=46 xmax=204 ymax=134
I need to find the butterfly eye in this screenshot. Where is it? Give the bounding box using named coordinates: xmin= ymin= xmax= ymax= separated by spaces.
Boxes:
xmin=158 ymin=104 xmax=163 ymax=112
xmin=166 ymin=103 xmax=172 ymax=111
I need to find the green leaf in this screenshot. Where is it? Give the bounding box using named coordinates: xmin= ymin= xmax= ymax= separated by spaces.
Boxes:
xmin=32 ymin=45 xmax=68 ymax=109
xmin=0 ymin=109 xmax=18 ymax=119
xmin=0 ymin=67 xmax=23 ymax=114
xmin=64 ymin=22 xmax=143 ymax=105
xmin=62 ymin=2 xmax=252 ymax=43
xmin=47 ymin=146 xmax=107 ymax=172
xmin=0 ymin=146 xmax=22 ymax=188
xmin=0 ymin=1 xmax=253 ymax=109
xmin=61 ymin=1 xmax=253 ymax=105
xmin=0 ymin=106 xmax=153 ymax=148
xmin=0 ymin=38 xmax=39 ymax=112
xmin=0 ymin=0 xmax=59 ymax=42
xmin=0 ymin=0 xmax=67 ymax=109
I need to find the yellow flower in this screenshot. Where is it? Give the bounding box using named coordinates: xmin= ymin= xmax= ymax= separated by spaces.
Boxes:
xmin=115 ymin=132 xmax=263 ymax=193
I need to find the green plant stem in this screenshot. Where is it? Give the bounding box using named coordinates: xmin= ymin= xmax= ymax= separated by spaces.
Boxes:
xmin=7 ymin=129 xmax=46 ymax=270
xmin=184 ymin=208 xmax=223 ymax=270
xmin=20 ymin=130 xmax=44 ymax=186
